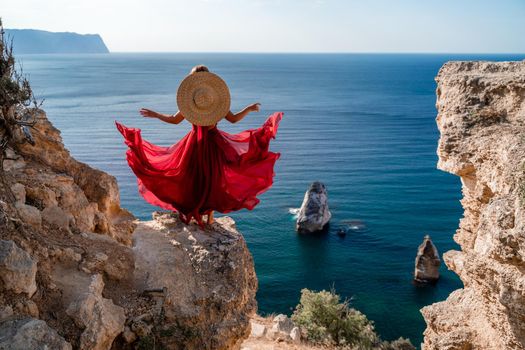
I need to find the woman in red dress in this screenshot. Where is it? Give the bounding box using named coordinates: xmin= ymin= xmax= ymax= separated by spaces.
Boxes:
xmin=116 ymin=65 xmax=282 ymax=227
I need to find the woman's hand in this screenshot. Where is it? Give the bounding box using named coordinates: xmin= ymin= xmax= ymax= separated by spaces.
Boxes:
xmin=140 ymin=108 xmax=161 ymax=119
xmin=247 ymin=103 xmax=261 ymax=113
xmin=225 ymin=103 xmax=261 ymax=123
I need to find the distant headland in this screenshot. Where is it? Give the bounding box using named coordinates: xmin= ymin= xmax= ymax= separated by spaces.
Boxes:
xmin=4 ymin=29 xmax=109 ymax=54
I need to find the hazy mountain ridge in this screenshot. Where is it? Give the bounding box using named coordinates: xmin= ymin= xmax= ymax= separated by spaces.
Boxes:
xmin=5 ymin=29 xmax=109 ymax=54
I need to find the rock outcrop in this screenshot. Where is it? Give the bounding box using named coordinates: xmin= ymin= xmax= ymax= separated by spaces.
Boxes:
xmin=66 ymin=274 xmax=126 ymax=350
xmin=0 ymin=317 xmax=72 ymax=350
xmin=0 ymin=109 xmax=258 ymax=349
xmin=413 ymin=235 xmax=440 ymax=283
xmin=421 ymin=61 xmax=525 ymax=349
xmin=132 ymin=212 xmax=258 ymax=350
xmin=8 ymin=109 xmax=135 ymax=245
xmin=244 ymin=315 xmax=304 ymax=349
xmin=0 ymin=240 xmax=37 ymax=297
xmin=296 ymin=181 xmax=331 ymax=233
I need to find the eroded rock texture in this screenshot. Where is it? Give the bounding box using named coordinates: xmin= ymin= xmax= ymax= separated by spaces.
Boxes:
xmin=133 ymin=212 xmax=257 ymax=350
xmin=421 ymin=61 xmax=525 ymax=350
xmin=5 ymin=110 xmax=135 ymax=245
xmin=0 ymin=110 xmax=258 ymax=349
xmin=296 ymin=181 xmax=331 ymax=233
xmin=414 ymin=235 xmax=440 ymax=283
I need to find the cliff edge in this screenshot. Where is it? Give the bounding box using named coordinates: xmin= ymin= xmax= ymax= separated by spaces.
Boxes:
xmin=422 ymin=61 xmax=525 ymax=349
xmin=0 ymin=110 xmax=257 ymax=349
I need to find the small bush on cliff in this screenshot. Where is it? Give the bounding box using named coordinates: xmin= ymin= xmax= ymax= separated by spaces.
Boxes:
xmin=0 ymin=18 xmax=35 ymax=112
xmin=0 ymin=17 xmax=39 ymax=200
xmin=292 ymin=288 xmax=415 ymax=350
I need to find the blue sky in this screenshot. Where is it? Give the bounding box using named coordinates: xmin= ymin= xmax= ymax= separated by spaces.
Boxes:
xmin=1 ymin=0 xmax=524 ymax=53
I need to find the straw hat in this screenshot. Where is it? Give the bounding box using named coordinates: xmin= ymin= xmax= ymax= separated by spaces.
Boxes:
xmin=176 ymin=71 xmax=231 ymax=126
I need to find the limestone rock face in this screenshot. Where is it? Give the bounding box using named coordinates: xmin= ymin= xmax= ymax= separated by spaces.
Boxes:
xmin=296 ymin=181 xmax=331 ymax=233
xmin=413 ymin=235 xmax=440 ymax=283
xmin=0 ymin=240 xmax=37 ymax=297
xmin=66 ymin=274 xmax=126 ymax=350
xmin=8 ymin=110 xmax=135 ymax=244
xmin=421 ymin=61 xmax=525 ymax=350
xmin=0 ymin=317 xmax=72 ymax=350
xmin=133 ymin=212 xmax=258 ymax=350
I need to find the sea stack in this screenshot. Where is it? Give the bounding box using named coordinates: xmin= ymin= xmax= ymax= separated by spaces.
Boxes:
xmin=414 ymin=235 xmax=441 ymax=283
xmin=296 ymin=181 xmax=331 ymax=233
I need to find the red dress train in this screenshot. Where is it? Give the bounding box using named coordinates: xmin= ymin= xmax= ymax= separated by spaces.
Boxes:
xmin=115 ymin=112 xmax=282 ymax=227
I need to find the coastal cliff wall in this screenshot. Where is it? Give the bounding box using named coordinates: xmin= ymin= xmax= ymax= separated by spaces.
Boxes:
xmin=422 ymin=61 xmax=525 ymax=349
xmin=0 ymin=110 xmax=257 ymax=349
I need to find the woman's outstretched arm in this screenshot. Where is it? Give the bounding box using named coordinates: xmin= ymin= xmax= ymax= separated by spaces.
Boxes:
xmin=140 ymin=108 xmax=184 ymax=124
xmin=225 ymin=103 xmax=260 ymax=124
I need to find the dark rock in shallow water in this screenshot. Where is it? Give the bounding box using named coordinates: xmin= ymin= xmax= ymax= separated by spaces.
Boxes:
xmin=296 ymin=181 xmax=331 ymax=233
xmin=414 ymin=235 xmax=441 ymax=284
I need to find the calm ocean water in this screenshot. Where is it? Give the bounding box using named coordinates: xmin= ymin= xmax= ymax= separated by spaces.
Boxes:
xmin=18 ymin=53 xmax=524 ymax=346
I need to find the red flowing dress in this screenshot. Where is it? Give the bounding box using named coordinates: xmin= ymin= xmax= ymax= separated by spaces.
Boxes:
xmin=115 ymin=112 xmax=282 ymax=227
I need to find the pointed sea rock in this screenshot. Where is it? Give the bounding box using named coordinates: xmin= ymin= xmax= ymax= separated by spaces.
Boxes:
xmin=414 ymin=235 xmax=441 ymax=283
xmin=296 ymin=181 xmax=331 ymax=233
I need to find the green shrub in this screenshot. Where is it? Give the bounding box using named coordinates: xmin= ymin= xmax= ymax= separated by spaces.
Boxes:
xmin=291 ymin=288 xmax=415 ymax=350
xmin=0 ymin=18 xmax=35 ymax=114
xmin=380 ymin=337 xmax=417 ymax=350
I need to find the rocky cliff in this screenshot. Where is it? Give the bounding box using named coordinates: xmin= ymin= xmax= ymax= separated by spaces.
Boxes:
xmin=422 ymin=61 xmax=525 ymax=349
xmin=0 ymin=110 xmax=257 ymax=349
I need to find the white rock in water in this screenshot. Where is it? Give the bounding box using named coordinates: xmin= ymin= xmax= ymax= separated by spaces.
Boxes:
xmin=296 ymin=181 xmax=331 ymax=233
xmin=0 ymin=240 xmax=37 ymax=297
xmin=414 ymin=235 xmax=441 ymax=283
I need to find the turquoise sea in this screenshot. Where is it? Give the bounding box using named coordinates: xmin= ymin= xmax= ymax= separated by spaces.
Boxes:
xmin=18 ymin=53 xmax=525 ymax=346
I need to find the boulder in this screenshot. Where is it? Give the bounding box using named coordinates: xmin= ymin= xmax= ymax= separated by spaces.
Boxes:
xmin=10 ymin=183 xmax=25 ymax=204
xmin=0 ymin=317 xmax=72 ymax=350
xmin=15 ymin=300 xmax=39 ymax=318
xmin=296 ymin=181 xmax=331 ymax=233
xmin=414 ymin=235 xmax=441 ymax=283
xmin=249 ymin=321 xmax=266 ymax=338
xmin=41 ymin=205 xmax=71 ymax=230
xmin=14 ymin=203 xmax=41 ymax=228
xmin=290 ymin=326 xmax=301 ymax=343
xmin=0 ymin=240 xmax=38 ymax=297
xmin=133 ymin=213 xmax=258 ymax=350
xmin=267 ymin=314 xmax=295 ymax=341
xmin=66 ymin=274 xmax=125 ymax=350
xmin=271 ymin=314 xmax=294 ymax=334
xmin=0 ymin=306 xmax=13 ymax=321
